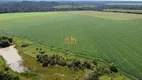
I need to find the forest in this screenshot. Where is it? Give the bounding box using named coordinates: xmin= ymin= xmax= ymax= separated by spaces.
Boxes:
xmin=0 ymin=1 xmax=142 ymax=13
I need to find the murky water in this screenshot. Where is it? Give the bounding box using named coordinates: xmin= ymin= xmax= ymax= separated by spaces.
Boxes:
xmin=0 ymin=45 xmax=26 ymax=73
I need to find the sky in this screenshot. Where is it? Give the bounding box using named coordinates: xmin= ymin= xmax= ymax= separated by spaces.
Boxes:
xmin=1 ymin=0 xmax=142 ymax=1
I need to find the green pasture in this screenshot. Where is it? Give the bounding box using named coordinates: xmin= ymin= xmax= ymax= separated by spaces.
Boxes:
xmin=0 ymin=11 xmax=142 ymax=79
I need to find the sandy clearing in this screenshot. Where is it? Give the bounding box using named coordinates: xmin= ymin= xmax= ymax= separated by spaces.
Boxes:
xmin=0 ymin=45 xmax=26 ymax=73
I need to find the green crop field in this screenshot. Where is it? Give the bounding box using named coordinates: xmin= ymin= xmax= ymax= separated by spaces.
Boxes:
xmin=104 ymin=9 xmax=142 ymax=14
xmin=0 ymin=11 xmax=142 ymax=80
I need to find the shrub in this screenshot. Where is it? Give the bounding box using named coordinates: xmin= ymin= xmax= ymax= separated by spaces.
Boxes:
xmin=42 ymin=62 xmax=48 ymax=67
xmin=88 ymin=72 xmax=99 ymax=80
xmin=4 ymin=67 xmax=9 ymax=71
xmin=69 ymin=60 xmax=82 ymax=70
xmin=58 ymin=60 xmax=67 ymax=66
xmin=36 ymin=48 xmax=38 ymax=50
xmin=36 ymin=54 xmax=67 ymax=67
xmin=0 ymin=36 xmax=13 ymax=48
xmin=92 ymin=60 xmax=97 ymax=65
xmin=21 ymin=44 xmax=29 ymax=47
xmin=0 ymin=41 xmax=10 ymax=47
xmin=82 ymin=61 xmax=92 ymax=69
xmin=96 ymin=66 xmax=106 ymax=76
xmin=39 ymin=51 xmax=45 ymax=54
xmin=0 ymin=71 xmax=20 ymax=80
xmin=8 ymin=38 xmax=13 ymax=43
xmin=109 ymin=65 xmax=118 ymax=73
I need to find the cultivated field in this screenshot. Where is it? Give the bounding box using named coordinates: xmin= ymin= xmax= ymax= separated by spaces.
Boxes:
xmin=0 ymin=11 xmax=142 ymax=79
xmin=104 ymin=9 xmax=142 ymax=14
xmin=68 ymin=11 xmax=142 ymax=20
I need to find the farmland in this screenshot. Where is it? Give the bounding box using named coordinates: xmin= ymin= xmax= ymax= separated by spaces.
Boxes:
xmin=0 ymin=11 xmax=142 ymax=80
xmin=104 ymin=9 xmax=142 ymax=14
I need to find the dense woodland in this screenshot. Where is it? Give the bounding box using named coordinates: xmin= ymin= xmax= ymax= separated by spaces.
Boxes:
xmin=0 ymin=1 xmax=142 ymax=13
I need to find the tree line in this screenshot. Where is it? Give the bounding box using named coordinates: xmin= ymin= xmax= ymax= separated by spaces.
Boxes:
xmin=0 ymin=1 xmax=142 ymax=13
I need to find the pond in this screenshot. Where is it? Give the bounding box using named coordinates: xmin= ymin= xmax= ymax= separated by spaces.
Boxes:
xmin=0 ymin=45 xmax=26 ymax=73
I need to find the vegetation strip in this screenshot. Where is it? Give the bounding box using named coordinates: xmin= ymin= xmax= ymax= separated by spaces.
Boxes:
xmin=0 ymin=36 xmax=130 ymax=80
